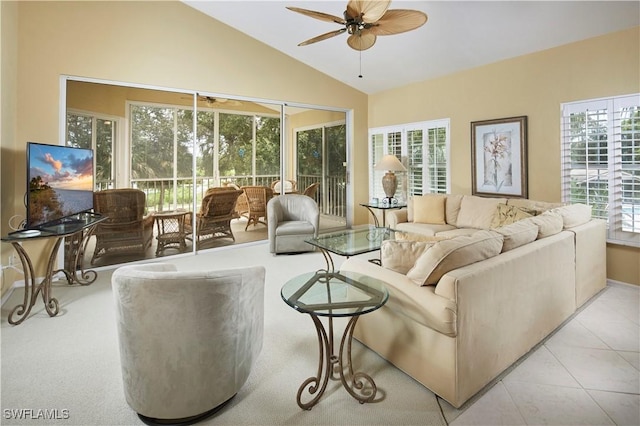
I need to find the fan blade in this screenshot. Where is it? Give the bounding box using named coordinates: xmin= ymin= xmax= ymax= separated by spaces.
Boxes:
xmin=368 ymin=10 xmax=428 ymax=36
xmin=298 ymin=29 xmax=347 ymax=46
xmin=346 ymin=0 xmax=390 ymax=23
xmin=347 ymin=31 xmax=376 ymax=51
xmin=286 ymin=7 xmax=346 ymax=25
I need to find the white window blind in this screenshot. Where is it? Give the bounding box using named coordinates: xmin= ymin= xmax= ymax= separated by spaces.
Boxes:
xmin=561 ymin=94 xmax=640 ymax=247
xmin=369 ymin=119 xmax=450 ymax=201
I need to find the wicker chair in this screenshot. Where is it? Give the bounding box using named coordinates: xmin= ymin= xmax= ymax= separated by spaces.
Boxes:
xmin=91 ymin=189 xmax=154 ymax=264
xmin=270 ymin=179 xmax=297 ymax=195
xmin=240 ymin=186 xmax=274 ymax=231
xmin=186 ymin=187 xmax=243 ymax=248
xmin=223 ymin=183 xmax=247 ymax=219
xmin=302 ymin=182 xmax=320 ymax=199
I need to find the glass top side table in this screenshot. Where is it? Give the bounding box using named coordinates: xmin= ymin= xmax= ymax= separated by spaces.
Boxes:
xmin=360 ymin=202 xmax=407 ymax=227
xmin=281 ymin=270 xmax=389 ymax=409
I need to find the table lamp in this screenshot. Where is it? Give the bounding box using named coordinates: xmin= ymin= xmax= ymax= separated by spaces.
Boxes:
xmin=374 ymin=154 xmax=406 ymax=202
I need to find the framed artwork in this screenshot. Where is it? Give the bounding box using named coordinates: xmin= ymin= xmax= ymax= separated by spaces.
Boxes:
xmin=471 ymin=116 xmax=528 ymax=198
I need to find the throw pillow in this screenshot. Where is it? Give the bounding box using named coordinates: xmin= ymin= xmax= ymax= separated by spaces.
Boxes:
xmin=490 ymin=203 xmax=534 ymax=228
xmin=550 ymin=203 xmax=592 ymax=229
xmin=380 ymin=240 xmax=433 ymax=275
xmin=445 ymin=194 xmax=463 ymax=226
xmin=494 ymin=220 xmax=539 ymax=252
xmin=456 ymin=195 xmax=506 ymax=229
xmin=507 ymin=198 xmax=564 ymax=215
xmin=521 ymin=210 xmax=564 ymax=239
xmin=413 ymin=195 xmax=446 ymax=224
xmin=406 ymin=230 xmax=504 ymax=286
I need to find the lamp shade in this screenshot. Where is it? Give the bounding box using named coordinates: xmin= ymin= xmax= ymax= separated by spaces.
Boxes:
xmin=374 ymin=154 xmax=407 ymax=172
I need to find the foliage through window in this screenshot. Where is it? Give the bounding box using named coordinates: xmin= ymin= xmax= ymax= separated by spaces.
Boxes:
xmin=369 ymin=119 xmax=450 ymax=201
xmin=561 ymin=94 xmax=640 ymax=246
xmin=66 ymin=111 xmax=116 ymax=189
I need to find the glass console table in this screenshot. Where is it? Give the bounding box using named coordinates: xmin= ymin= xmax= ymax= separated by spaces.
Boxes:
xmin=1 ymin=212 xmax=106 ymax=325
xmin=305 ymin=226 xmax=394 ymax=272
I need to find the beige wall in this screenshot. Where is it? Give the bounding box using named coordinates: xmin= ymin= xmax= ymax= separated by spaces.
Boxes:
xmin=1 ymin=1 xmax=19 ymax=293
xmin=368 ymin=27 xmax=640 ymax=285
xmin=0 ymin=1 xmax=368 ymax=296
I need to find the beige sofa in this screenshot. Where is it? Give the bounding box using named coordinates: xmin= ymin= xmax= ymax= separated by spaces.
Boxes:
xmin=340 ymin=194 xmax=606 ymax=408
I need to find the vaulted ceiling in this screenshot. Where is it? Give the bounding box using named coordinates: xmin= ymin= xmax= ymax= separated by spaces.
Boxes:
xmin=184 ymin=1 xmax=639 ymax=95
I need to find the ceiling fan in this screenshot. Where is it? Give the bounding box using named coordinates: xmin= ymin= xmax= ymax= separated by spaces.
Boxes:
xmin=197 ymin=96 xmax=242 ymax=107
xmin=286 ymin=0 xmax=428 ymax=51
xmin=181 ymin=95 xmax=243 ymax=107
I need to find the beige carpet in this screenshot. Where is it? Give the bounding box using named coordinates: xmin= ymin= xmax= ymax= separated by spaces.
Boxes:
xmin=1 ymin=242 xmax=446 ymax=426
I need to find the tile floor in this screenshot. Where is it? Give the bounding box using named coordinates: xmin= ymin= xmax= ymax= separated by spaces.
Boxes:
xmin=440 ymin=281 xmax=640 ymax=426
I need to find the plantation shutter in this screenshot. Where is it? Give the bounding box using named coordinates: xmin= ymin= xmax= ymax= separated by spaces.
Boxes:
xmin=407 ymin=127 xmax=423 ymax=197
xmin=369 ymin=132 xmax=385 ymax=200
xmin=561 ymin=94 xmax=640 ymax=246
xmin=369 ymin=120 xmax=450 ymax=201
xmin=612 ymin=96 xmax=640 ymax=241
xmin=426 ymin=121 xmax=449 ymax=194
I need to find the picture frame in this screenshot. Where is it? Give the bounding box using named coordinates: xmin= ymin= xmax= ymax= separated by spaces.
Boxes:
xmin=471 ymin=116 xmax=528 ymax=198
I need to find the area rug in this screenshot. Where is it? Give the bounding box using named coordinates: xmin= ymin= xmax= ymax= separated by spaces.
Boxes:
xmin=1 ymin=242 xmax=446 ymax=426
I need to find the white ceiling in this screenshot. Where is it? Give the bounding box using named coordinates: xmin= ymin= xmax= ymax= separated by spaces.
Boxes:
xmin=184 ymin=1 xmax=639 ymax=95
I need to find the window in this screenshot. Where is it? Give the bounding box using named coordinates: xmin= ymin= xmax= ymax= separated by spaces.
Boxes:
xmin=561 ymin=94 xmax=640 ymax=247
xmin=369 ymin=119 xmax=450 ymax=201
xmin=66 ymin=110 xmax=117 ymax=189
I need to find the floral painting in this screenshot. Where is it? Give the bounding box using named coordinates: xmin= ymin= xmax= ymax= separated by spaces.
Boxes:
xmin=471 ymin=116 xmax=528 ymax=198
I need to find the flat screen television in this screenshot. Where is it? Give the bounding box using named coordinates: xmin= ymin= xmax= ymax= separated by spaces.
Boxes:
xmin=26 ymin=142 xmax=94 ymax=229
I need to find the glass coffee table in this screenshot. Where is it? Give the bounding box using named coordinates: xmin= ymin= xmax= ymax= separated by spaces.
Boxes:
xmin=305 ymin=226 xmax=394 ymax=272
xmin=281 ymin=270 xmax=389 ymax=410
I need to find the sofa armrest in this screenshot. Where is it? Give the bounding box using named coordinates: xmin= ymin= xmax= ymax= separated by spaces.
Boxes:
xmin=340 ymin=257 xmax=457 ymax=336
xmin=565 ymin=219 xmax=607 ymax=307
xmin=387 ymin=209 xmax=408 ymax=228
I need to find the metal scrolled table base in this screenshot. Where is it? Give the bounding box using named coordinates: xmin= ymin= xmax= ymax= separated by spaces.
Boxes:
xmin=297 ymin=313 xmax=377 ymax=410
xmin=58 ymin=223 xmax=100 ymax=285
xmin=8 ymin=239 xmax=62 ymax=325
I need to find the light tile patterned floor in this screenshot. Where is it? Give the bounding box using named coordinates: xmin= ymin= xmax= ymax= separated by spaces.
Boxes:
xmin=441 ymin=282 xmax=640 ymax=426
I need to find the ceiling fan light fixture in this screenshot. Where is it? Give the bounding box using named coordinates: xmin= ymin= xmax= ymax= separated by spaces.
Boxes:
xmin=287 ymin=0 xmax=427 ymax=51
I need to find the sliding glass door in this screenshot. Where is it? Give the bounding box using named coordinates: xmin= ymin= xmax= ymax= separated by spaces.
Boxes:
xmin=65 ymin=78 xmax=349 ymax=269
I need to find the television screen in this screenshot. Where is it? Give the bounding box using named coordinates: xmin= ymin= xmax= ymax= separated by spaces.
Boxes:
xmin=26 ymin=142 xmax=94 ymax=229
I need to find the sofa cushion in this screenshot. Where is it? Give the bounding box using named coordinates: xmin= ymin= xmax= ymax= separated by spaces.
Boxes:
xmin=551 ymin=203 xmax=592 ymax=229
xmin=395 ymin=222 xmax=455 ymax=236
xmin=521 ymin=210 xmax=564 ymax=239
xmin=490 ymin=203 xmax=534 ymax=228
xmin=445 ymin=194 xmax=464 ymax=226
xmin=456 ymin=196 xmax=506 ymax=229
xmin=435 ymin=228 xmax=479 ymax=239
xmin=494 ymin=220 xmax=539 ymax=252
xmin=406 ymin=230 xmax=504 ymax=285
xmin=395 ymin=231 xmax=450 ymax=243
xmin=413 ymin=195 xmax=446 ymax=224
xmin=381 ymin=240 xmax=434 ymax=275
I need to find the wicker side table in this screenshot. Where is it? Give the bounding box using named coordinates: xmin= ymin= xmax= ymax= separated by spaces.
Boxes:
xmin=154 ymin=210 xmax=190 ymax=255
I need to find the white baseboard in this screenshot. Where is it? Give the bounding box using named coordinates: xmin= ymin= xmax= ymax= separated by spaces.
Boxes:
xmin=607 ymin=278 xmax=639 ymax=288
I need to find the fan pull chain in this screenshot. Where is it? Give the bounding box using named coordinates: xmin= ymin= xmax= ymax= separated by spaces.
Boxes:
xmin=359 ymin=49 xmax=363 ymax=78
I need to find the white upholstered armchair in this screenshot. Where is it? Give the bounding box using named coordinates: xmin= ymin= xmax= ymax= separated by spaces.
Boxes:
xmin=112 ymin=263 xmax=265 ymax=424
xmin=267 ymin=194 xmax=320 ymax=254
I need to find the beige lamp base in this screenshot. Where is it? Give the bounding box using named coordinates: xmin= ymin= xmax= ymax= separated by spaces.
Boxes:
xmin=382 ymin=172 xmax=397 ymax=199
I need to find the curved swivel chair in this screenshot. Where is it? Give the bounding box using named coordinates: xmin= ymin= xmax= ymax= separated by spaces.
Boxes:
xmin=112 ymin=263 xmax=265 ymax=424
xmin=267 ymin=194 xmax=319 ymax=254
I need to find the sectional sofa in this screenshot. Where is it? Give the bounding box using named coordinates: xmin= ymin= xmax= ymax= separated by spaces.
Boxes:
xmin=340 ymin=194 xmax=606 ymax=408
